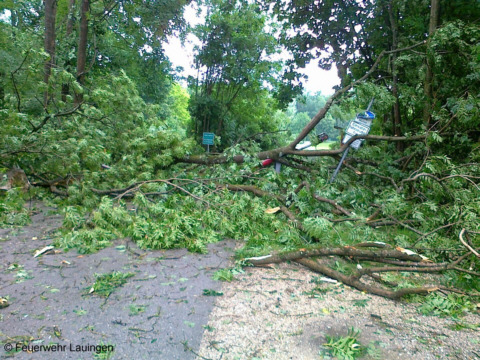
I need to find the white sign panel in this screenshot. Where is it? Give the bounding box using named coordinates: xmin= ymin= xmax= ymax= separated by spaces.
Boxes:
xmin=342 ymin=116 xmax=373 ymax=150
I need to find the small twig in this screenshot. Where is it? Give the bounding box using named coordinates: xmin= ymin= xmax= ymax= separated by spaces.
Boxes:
xmin=412 ymin=222 xmax=459 ymax=246
xmin=312 ymin=194 xmax=352 ymax=216
xmin=386 ymin=214 xmax=425 ymax=236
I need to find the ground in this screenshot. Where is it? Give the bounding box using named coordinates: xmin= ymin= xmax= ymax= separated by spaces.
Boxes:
xmin=0 ymin=203 xmax=479 ymax=360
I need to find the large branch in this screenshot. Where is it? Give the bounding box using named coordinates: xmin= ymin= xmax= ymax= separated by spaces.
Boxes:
xmin=31 ymin=104 xmax=82 ymax=133
xmin=245 ymin=246 xmax=424 ymax=265
xmin=175 ymin=133 xmax=427 ymax=166
xmin=258 ymin=134 xmax=427 ymax=160
xmin=245 ymin=244 xmax=476 ymax=299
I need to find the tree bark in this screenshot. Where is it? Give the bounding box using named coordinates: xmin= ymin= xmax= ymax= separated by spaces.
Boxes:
xmin=388 ymin=0 xmax=403 ymax=151
xmin=75 ymin=0 xmax=89 ymax=104
xmin=43 ymin=0 xmax=58 ymax=107
xmin=423 ymin=0 xmax=440 ymax=126
xmin=62 ymin=0 xmax=76 ymax=102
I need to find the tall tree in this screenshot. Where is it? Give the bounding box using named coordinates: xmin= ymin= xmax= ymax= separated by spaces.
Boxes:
xmin=61 ymin=0 xmax=76 ymax=101
xmin=76 ymin=0 xmax=88 ymax=87
xmin=43 ymin=0 xmax=57 ymax=106
xmin=387 ymin=0 xmax=403 ymax=151
xmin=423 ymin=0 xmax=440 ymax=125
xmin=189 ymin=0 xmax=286 ymax=147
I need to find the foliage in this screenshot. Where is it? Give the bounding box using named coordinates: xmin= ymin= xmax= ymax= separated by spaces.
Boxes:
xmin=322 ymin=328 xmax=364 ymax=360
xmin=89 ymin=271 xmax=135 ymax=298
xmin=188 ymin=0 xmax=290 ymax=148
xmin=202 ymin=289 xmax=223 ymax=296
xmin=0 ymin=189 xmax=30 ymax=227
xmin=213 ymin=265 xmax=244 ymax=282
xmin=418 ymin=293 xmax=474 ymax=318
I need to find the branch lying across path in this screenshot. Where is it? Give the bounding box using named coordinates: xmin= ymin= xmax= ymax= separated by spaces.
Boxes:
xmin=245 ymin=243 xmax=478 ymax=300
xmin=295 ymin=181 xmax=352 ymax=216
xmin=177 ymin=155 xmax=245 ymax=165
xmin=176 ymin=133 xmax=428 ymax=167
xmin=245 ymin=246 xmax=425 ymax=264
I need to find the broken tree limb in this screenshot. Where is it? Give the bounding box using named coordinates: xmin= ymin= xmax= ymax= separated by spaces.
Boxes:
xmin=245 ymin=246 xmax=424 ymax=265
xmin=257 ymin=134 xmax=427 ymax=160
xmin=244 ymin=239 xmax=479 ymax=300
xmin=173 ymin=133 xmax=428 ymax=167
xmin=279 ymin=206 xmax=305 ymax=231
xmin=296 ymin=258 xmax=438 ymax=300
xmin=291 ymin=180 xmax=352 ymax=216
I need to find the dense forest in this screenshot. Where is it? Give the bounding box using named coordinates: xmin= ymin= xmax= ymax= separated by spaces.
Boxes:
xmin=0 ymin=0 xmax=479 ymax=301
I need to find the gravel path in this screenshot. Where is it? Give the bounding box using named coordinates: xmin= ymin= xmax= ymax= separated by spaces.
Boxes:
xmin=197 ymin=263 xmax=480 ymax=360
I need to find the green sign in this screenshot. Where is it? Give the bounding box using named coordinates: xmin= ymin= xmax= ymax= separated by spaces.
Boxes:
xmin=202 ymin=132 xmax=215 ymax=145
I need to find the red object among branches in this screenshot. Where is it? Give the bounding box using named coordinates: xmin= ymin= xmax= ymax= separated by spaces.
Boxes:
xmin=262 ymin=159 xmax=274 ymax=167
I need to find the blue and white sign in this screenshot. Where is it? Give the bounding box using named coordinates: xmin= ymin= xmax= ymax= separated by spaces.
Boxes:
xmin=330 ymin=105 xmax=375 ymax=183
xmin=342 ymin=111 xmax=375 ymax=150
xmin=202 ymin=132 xmax=215 ymax=145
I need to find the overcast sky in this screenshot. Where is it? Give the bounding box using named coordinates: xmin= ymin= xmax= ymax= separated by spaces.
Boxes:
xmin=163 ymin=5 xmax=340 ymax=96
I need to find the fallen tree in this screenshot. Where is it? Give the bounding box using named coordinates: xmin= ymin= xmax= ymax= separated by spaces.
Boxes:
xmin=4 ymin=34 xmax=479 ymax=301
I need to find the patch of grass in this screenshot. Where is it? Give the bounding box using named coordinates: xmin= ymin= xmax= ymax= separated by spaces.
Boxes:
xmin=447 ymin=321 xmax=479 ymax=331
xmin=89 ymin=271 xmax=135 ymax=297
xmin=302 ymin=287 xmax=328 ymax=298
xmin=321 ymin=327 xmax=364 ymax=360
xmin=203 ymin=325 xmax=215 ymax=332
xmin=213 ymin=266 xmax=245 ymax=282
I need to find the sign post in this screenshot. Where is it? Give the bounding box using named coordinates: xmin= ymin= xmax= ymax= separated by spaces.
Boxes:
xmin=202 ymin=132 xmax=215 ymax=153
xmin=330 ymin=100 xmax=375 ymax=183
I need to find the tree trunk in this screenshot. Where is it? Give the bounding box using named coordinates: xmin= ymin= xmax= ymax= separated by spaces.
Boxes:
xmin=388 ymin=0 xmax=403 ymax=151
xmin=423 ymin=0 xmax=439 ymax=126
xmin=43 ymin=0 xmax=58 ymax=107
xmin=75 ymin=0 xmax=88 ymax=104
xmin=62 ymin=0 xmax=76 ymax=102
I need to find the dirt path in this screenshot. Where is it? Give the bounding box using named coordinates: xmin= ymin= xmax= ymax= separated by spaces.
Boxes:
xmin=196 ymin=263 xmax=480 ymax=360
xmin=0 ymin=203 xmax=235 ymax=359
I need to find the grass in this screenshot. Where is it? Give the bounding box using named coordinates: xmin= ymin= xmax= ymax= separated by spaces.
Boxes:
xmin=93 ymin=342 xmax=115 ymax=360
xmin=315 ymin=141 xmax=336 ymax=150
